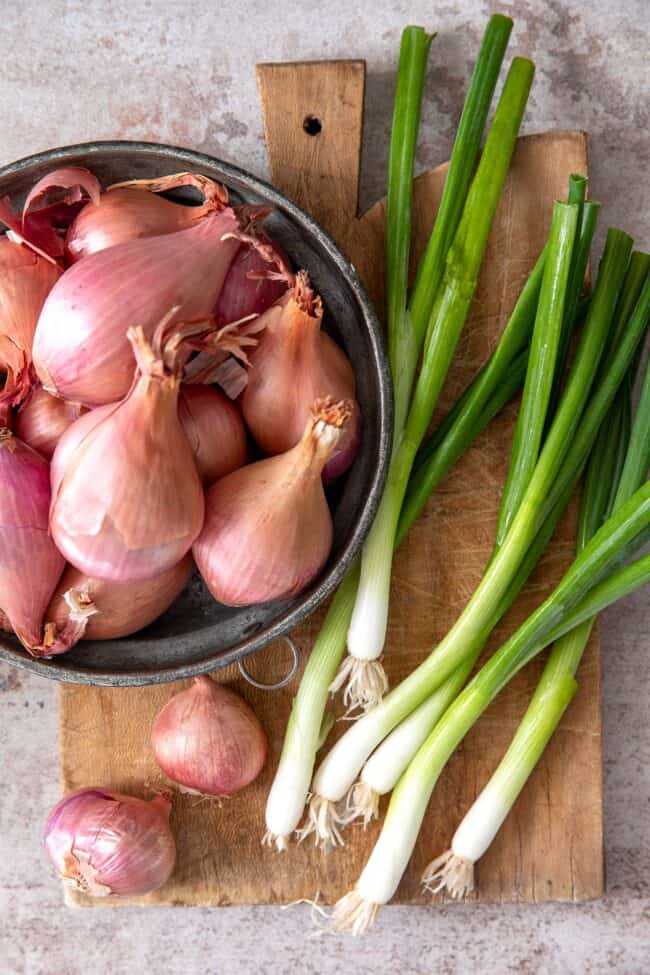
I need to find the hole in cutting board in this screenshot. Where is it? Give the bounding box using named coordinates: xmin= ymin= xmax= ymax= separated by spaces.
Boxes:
xmin=303 ymin=115 xmax=322 ymax=136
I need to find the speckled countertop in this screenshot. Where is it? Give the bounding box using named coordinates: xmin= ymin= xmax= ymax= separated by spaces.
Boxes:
xmin=1 ymin=2 xmax=649 ymax=972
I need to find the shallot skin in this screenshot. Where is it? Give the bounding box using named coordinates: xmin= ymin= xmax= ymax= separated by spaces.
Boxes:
xmin=0 ymin=237 xmax=60 ymax=354
xmin=152 ymin=676 xmax=268 ymax=796
xmin=0 ymin=167 xmax=101 ymax=262
xmin=0 ymin=432 xmax=65 ymax=649
xmin=45 ymin=554 xmax=194 ymax=645
xmin=0 ymin=238 xmax=60 ymax=416
xmin=179 ymin=384 xmax=247 ymax=485
xmin=44 ymin=788 xmax=176 ymax=897
xmin=33 ymin=208 xmax=242 ymax=406
xmin=214 ymin=234 xmax=289 ymax=327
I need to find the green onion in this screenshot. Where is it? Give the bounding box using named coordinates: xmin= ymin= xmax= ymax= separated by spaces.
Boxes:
xmin=422 ymin=670 xmax=577 ymax=899
xmin=408 ymin=14 xmax=513 ymax=362
xmin=342 ymin=58 xmax=535 ymax=710
xmin=312 ymin=229 xmax=636 ymax=818
xmin=350 ymin=266 xmax=642 ymax=821
xmin=387 ymin=17 xmax=514 ymax=435
xmin=331 ymin=483 xmax=650 ymax=933
xmin=608 ymin=252 xmax=650 ymax=354
xmin=495 ymin=201 xmax=580 ymax=543
xmin=386 ymin=26 xmax=434 ymax=437
xmin=546 ymin=195 xmax=600 ymax=419
xmin=537 ymin=271 xmax=650 ymax=526
xmin=263 ymin=567 xmax=359 ymax=849
xmin=611 ymin=324 xmax=650 ymax=507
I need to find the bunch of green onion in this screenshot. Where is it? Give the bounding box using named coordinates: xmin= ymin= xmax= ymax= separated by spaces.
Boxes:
xmin=264 ymin=16 xmax=650 ymax=888
xmin=423 ymin=327 xmax=650 ymax=899
xmin=330 ymin=265 xmax=650 ymax=932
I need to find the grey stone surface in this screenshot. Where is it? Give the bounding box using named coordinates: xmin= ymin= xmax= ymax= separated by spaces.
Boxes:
xmin=0 ymin=1 xmax=648 ymax=972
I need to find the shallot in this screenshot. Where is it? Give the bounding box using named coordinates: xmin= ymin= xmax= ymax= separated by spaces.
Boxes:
xmin=0 ymin=430 xmax=64 ymax=649
xmin=44 ymin=788 xmax=176 ymax=896
xmin=241 ymin=271 xmax=360 ymax=480
xmin=179 ymin=383 xmax=247 ymax=484
xmin=193 ymin=397 xmax=352 ymax=606
xmin=15 ymin=384 xmax=85 ymax=460
xmin=35 ymin=554 xmax=195 ymax=656
xmin=33 ymin=206 xmax=254 ymax=405
xmin=50 ymin=322 xmax=206 ymax=583
xmin=151 ymin=676 xmax=268 ymax=796
xmin=65 ymin=172 xmax=227 ymax=262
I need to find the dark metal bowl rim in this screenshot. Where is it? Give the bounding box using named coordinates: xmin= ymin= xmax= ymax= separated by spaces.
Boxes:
xmin=0 ymin=139 xmax=392 ymax=686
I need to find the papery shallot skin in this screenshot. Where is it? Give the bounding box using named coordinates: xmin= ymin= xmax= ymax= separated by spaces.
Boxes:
xmin=214 ymin=233 xmax=289 ymax=326
xmin=0 ymin=237 xmax=60 ymax=353
xmin=193 ymin=400 xmax=350 ymax=606
xmin=179 ymin=384 xmax=247 ymax=485
xmin=33 ymin=208 xmax=242 ymax=406
xmin=241 ymin=273 xmax=360 ymax=481
xmin=0 ymin=432 xmax=65 ymax=648
xmin=44 ymin=789 xmax=176 ymax=897
xmin=44 ymin=554 xmax=194 ymax=648
xmin=0 ymin=167 xmax=101 ymax=262
xmin=15 ymin=385 xmax=85 ymax=460
xmin=50 ymin=330 xmax=205 ymax=584
xmin=151 ymin=676 xmax=268 ymax=796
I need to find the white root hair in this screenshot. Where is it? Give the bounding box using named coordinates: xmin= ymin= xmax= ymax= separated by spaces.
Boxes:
xmin=344 ymin=779 xmax=380 ymax=827
xmin=329 ymin=656 xmax=389 ymax=712
xmin=330 ymin=890 xmax=379 ymax=936
xmin=421 ymin=849 xmax=475 ymax=899
xmin=261 ymin=830 xmax=289 ymax=853
xmin=295 ymin=794 xmax=347 ymax=850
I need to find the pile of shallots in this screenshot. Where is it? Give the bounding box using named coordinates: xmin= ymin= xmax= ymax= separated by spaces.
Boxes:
xmin=0 ymin=166 xmax=360 ymax=659
xmin=45 ymin=675 xmax=269 ymax=897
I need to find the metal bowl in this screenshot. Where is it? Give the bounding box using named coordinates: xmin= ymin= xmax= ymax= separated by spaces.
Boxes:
xmin=0 ymin=141 xmax=391 ymax=685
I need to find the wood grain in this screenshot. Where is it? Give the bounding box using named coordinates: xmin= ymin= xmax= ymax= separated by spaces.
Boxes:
xmin=60 ymin=60 xmax=602 ymax=908
xmin=256 ymin=59 xmax=365 ymax=243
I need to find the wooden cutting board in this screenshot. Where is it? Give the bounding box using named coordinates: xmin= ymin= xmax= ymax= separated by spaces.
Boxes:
xmin=60 ymin=60 xmax=602 ymax=907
